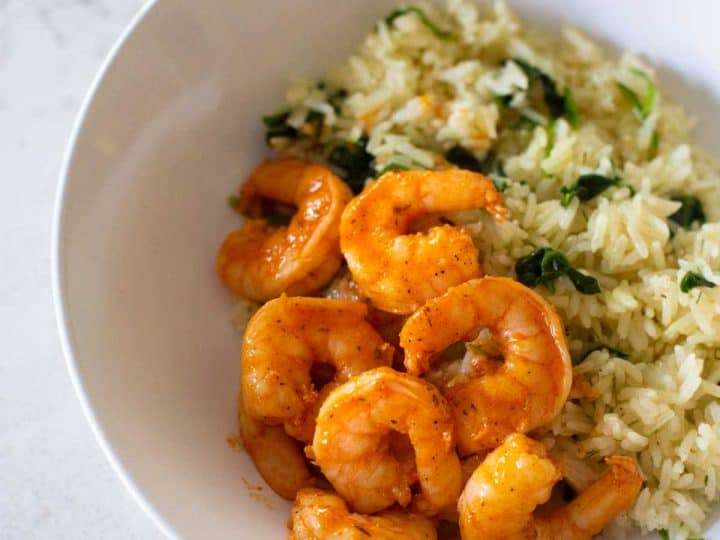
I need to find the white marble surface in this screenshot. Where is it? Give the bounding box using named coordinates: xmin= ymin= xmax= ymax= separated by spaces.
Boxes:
xmin=0 ymin=1 xmax=161 ymax=538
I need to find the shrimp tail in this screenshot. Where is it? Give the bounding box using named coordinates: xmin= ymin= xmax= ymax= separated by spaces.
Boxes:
xmin=238 ymin=402 xmax=313 ymax=500
xmin=535 ymin=456 xmax=642 ymax=539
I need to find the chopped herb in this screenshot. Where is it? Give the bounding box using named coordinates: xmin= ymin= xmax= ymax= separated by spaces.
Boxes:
xmin=490 ymin=174 xmax=510 ymax=192
xmin=649 ymin=129 xmax=660 ymax=158
xmin=633 ymin=68 xmax=656 ymax=119
xmin=510 ymin=58 xmax=568 ymax=120
xmin=563 ymin=88 xmax=581 ymax=128
xmin=262 ymin=110 xmax=298 ymax=143
xmin=262 ymin=110 xmax=291 ymax=129
xmin=616 ymin=83 xmax=646 ymax=123
xmin=227 ymin=194 xmax=240 ymax=210
xmin=514 ymin=115 xmax=539 ymax=130
xmin=328 ymin=135 xmax=375 ymax=193
xmin=354 ymin=525 xmax=372 ymax=536
xmin=490 ymin=160 xmax=510 ymax=192
xmin=329 ymin=88 xmax=348 ymax=113
xmin=543 ymin=120 xmax=556 ymax=177
xmin=515 ymin=247 xmax=600 ymax=294
xmin=494 ymin=94 xmax=513 ymax=109
xmin=616 ymin=69 xmax=659 ymax=154
xmin=617 ymin=69 xmax=656 ymax=122
xmin=376 ymin=163 xmax=409 ymax=177
xmin=680 ymin=271 xmax=716 ymax=293
xmin=385 ymin=6 xmax=451 ymax=39
xmin=560 ymin=174 xmax=621 ymax=207
xmin=662 ymin=531 xmax=703 ymax=540
xmin=445 ymin=145 xmax=485 ymax=172
xmin=262 ymin=108 xmax=325 ymax=143
xmin=444 ymin=146 xmax=509 ymax=191
xmin=306 ymin=110 xmax=325 ymax=137
xmin=669 ymin=195 xmax=705 ymax=229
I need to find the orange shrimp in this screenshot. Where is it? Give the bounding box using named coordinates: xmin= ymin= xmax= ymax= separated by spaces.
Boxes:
xmin=400 ymin=277 xmax=572 ymax=455
xmin=238 ymin=401 xmax=312 ymax=500
xmin=458 ymin=433 xmax=642 ymax=540
xmin=217 ymin=157 xmax=352 ymax=301
xmin=308 ymin=367 xmax=462 ymax=515
xmin=241 ymin=296 xmax=393 ymax=443
xmin=339 ymin=169 xmax=506 ymax=314
xmin=289 ymin=488 xmax=437 ymax=540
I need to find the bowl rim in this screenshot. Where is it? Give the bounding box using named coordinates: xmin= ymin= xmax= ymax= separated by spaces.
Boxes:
xmin=50 ymin=1 xmax=176 ymax=538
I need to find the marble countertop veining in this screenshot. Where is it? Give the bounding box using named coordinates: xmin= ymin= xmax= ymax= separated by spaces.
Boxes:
xmin=0 ymin=1 xmax=161 ymax=538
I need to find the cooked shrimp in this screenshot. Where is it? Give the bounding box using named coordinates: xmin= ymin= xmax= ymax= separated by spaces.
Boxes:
xmin=217 ymin=157 xmax=352 ymax=302
xmin=241 ymin=296 xmax=394 ymax=443
xmin=400 ymin=277 xmax=572 ymax=455
xmin=323 ymin=268 xmax=408 ymax=369
xmin=339 ymin=170 xmax=507 ymax=314
xmin=533 ymin=456 xmax=642 ymax=539
xmin=438 ymin=453 xmax=489 ymax=524
xmin=458 ymin=433 xmax=642 ymax=540
xmin=238 ymin=401 xmax=312 ymax=500
xmin=289 ymin=488 xmax=437 ymax=540
xmin=309 ymin=367 xmax=462 ymax=515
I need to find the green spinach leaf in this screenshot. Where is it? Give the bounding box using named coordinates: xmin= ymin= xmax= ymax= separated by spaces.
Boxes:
xmin=560 ymin=174 xmax=620 ymax=207
xmin=515 ymin=247 xmax=600 ymax=294
xmin=262 ymin=110 xmax=298 ymax=143
xmin=510 ymin=59 xmax=569 ymax=120
xmin=329 ymin=88 xmax=348 ymax=113
xmin=328 ymin=135 xmax=375 ymax=193
xmin=445 ymin=146 xmax=485 ymax=172
xmin=669 ymin=195 xmax=706 ymax=229
xmin=680 ymin=271 xmax=716 ymax=294
xmin=563 ymin=88 xmax=581 ymax=128
xmin=227 ymin=194 xmax=240 ymax=210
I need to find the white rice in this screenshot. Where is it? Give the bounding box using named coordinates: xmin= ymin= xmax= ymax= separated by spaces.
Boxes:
xmin=264 ymin=1 xmax=720 ymax=537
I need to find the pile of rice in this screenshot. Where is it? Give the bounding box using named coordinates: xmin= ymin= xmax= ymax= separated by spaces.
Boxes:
xmin=254 ymin=1 xmax=720 ymax=537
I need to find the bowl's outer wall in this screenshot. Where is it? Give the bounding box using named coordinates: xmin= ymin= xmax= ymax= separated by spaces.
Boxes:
xmin=55 ymin=0 xmax=720 ymax=538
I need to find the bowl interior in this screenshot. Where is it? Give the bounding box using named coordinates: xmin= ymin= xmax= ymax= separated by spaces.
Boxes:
xmin=56 ymin=0 xmax=720 ymax=538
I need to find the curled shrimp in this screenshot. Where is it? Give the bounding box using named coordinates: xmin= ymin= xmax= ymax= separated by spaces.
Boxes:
xmin=217 ymin=157 xmax=352 ymax=302
xmin=238 ymin=401 xmax=311 ymax=500
xmin=309 ymin=367 xmax=462 ymax=515
xmin=400 ymin=277 xmax=572 ymax=455
xmin=339 ymin=170 xmax=506 ymax=314
xmin=458 ymin=433 xmax=642 ymax=540
xmin=289 ymin=488 xmax=437 ymax=540
xmin=241 ymin=296 xmax=394 ymax=443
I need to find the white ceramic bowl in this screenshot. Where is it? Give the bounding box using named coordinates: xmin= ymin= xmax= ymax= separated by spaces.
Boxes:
xmin=53 ymin=1 xmax=720 ymax=538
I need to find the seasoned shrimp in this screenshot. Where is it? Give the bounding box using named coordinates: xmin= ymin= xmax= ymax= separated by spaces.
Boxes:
xmin=533 ymin=456 xmax=642 ymax=539
xmin=289 ymin=488 xmax=437 ymax=540
xmin=309 ymin=367 xmax=462 ymax=515
xmin=241 ymin=296 xmax=394 ymax=443
xmin=323 ymin=268 xmax=408 ymax=369
xmin=217 ymin=157 xmax=352 ymax=301
xmin=458 ymin=433 xmax=642 ymax=540
xmin=400 ymin=277 xmax=572 ymax=455
xmin=339 ymin=170 xmax=506 ymax=314
xmin=238 ymin=401 xmax=312 ymax=500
